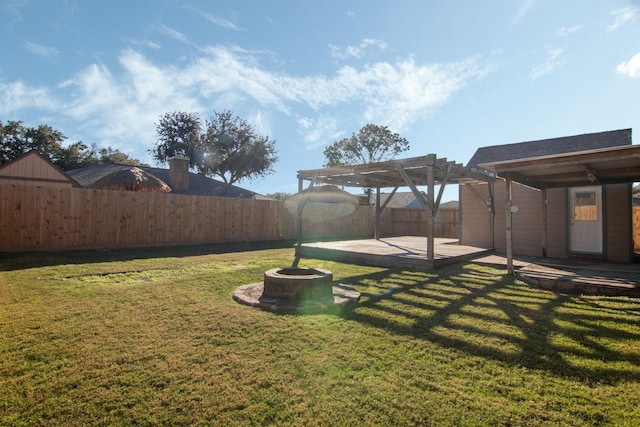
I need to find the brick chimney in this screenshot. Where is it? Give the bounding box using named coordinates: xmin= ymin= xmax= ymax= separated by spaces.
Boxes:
xmin=168 ymin=154 xmax=190 ymax=190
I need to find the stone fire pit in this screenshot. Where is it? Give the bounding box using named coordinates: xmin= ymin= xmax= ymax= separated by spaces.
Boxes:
xmin=233 ymin=267 xmax=360 ymax=313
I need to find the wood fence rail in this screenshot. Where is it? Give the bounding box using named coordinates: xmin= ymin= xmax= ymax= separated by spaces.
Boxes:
xmin=0 ymin=184 xmax=458 ymax=252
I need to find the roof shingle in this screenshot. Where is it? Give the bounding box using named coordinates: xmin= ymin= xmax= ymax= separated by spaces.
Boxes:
xmin=467 ymin=129 xmax=632 ymax=167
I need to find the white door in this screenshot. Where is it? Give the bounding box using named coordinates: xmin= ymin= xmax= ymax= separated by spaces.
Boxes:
xmin=569 ymin=186 xmax=603 ymax=253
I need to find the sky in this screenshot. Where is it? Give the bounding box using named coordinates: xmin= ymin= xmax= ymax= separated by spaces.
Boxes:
xmin=1 ymin=0 xmax=639 ymax=201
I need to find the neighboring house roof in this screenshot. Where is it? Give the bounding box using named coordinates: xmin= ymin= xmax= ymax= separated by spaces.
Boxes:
xmin=67 ymin=164 xmax=263 ymax=198
xmin=290 ymin=185 xmax=360 ymax=204
xmin=143 ymin=167 xmax=261 ymax=198
xmin=92 ymin=167 xmax=172 ymax=193
xmin=0 ymin=150 xmax=81 ymax=188
xmin=360 ymin=191 xmax=459 ymax=209
xmin=467 ymin=129 xmax=632 ymax=167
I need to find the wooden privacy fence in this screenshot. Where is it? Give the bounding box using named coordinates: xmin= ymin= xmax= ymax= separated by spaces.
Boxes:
xmin=0 ymin=184 xmax=458 ymax=252
xmin=380 ymin=207 xmax=459 ymax=238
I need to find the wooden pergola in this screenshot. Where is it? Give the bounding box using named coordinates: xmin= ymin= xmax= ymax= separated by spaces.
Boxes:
xmin=296 ymin=154 xmax=496 ymax=261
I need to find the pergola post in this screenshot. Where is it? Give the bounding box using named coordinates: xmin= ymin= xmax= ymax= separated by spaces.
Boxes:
xmin=489 ymin=180 xmax=495 ymax=249
xmin=296 ymin=176 xmax=304 ymax=249
xmin=505 ymin=173 xmax=514 ymax=274
xmin=427 ymin=165 xmax=435 ymax=261
xmin=374 ymin=187 xmax=381 ymax=240
xmin=541 ymin=187 xmax=547 ymax=258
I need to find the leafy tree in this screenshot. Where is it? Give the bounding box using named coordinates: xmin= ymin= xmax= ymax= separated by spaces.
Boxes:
xmin=265 ymin=192 xmax=292 ymax=201
xmin=0 ymin=120 xmax=65 ymax=165
xmin=1 ymin=120 xmax=144 ymax=170
xmin=152 ymin=110 xmax=278 ymax=185
xmin=97 ymin=146 xmax=145 ymax=166
xmin=55 ymin=141 xmax=96 ymax=170
xmin=323 ymin=124 xmax=410 ymax=167
xmin=151 ymin=112 xmax=202 ymax=169
xmin=200 ymin=110 xmax=278 ymax=184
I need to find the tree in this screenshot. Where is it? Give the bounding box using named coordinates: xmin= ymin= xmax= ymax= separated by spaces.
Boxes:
xmin=265 ymin=192 xmax=292 ymax=201
xmin=151 ymin=112 xmax=202 ymax=169
xmin=200 ymin=110 xmax=278 ymax=184
xmin=55 ymin=141 xmax=96 ymax=170
xmin=0 ymin=120 xmax=65 ymax=165
xmin=323 ymin=124 xmax=410 ymax=167
xmin=152 ymin=110 xmax=278 ymax=185
xmin=1 ymin=120 xmax=145 ymax=170
xmin=97 ymin=146 xmax=145 ymax=166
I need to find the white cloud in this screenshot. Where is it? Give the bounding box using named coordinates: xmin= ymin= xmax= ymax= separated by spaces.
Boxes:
xmin=531 ymin=48 xmax=564 ymax=80
xmin=616 ymin=52 xmax=640 ymax=78
xmin=329 ymin=38 xmax=387 ymax=60
xmin=556 ymin=25 xmax=582 ymax=37
xmin=297 ymin=115 xmax=343 ymax=148
xmin=607 ymin=6 xmax=638 ymax=32
xmin=1 ymin=45 xmax=489 ymax=154
xmin=159 ymin=24 xmax=189 ymax=43
xmin=199 ymin=12 xmax=240 ymax=31
xmin=0 ymin=80 xmax=57 ymax=115
xmin=24 ymin=41 xmax=60 ymax=58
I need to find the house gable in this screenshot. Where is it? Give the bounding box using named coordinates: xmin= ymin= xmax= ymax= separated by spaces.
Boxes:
xmin=0 ymin=151 xmax=80 ymax=188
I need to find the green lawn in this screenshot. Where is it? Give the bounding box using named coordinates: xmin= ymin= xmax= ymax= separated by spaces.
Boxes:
xmin=1 ymin=244 xmax=640 ymax=426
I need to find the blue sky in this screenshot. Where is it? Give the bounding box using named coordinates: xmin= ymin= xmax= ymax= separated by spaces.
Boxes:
xmin=1 ymin=0 xmax=639 ymax=201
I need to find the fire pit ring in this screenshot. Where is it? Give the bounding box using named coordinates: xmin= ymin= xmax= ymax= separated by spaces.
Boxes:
xmin=233 ymin=267 xmax=360 ymax=313
xmin=263 ymin=267 xmax=334 ymax=302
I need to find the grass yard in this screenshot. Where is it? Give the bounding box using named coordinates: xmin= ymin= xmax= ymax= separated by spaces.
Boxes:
xmin=1 ymin=244 xmax=640 ymax=426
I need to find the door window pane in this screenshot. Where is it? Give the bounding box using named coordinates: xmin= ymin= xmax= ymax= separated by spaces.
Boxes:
xmin=574 ymin=191 xmax=597 ymax=221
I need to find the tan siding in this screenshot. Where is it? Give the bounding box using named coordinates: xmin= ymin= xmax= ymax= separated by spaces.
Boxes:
xmin=605 ymin=183 xmax=632 ymax=263
xmin=546 ymin=188 xmax=567 ymax=258
xmin=0 ymin=152 xmax=76 ymax=188
xmin=634 ymin=206 xmax=640 ymax=252
xmin=511 ymin=184 xmax=543 ymax=256
xmin=460 ymin=183 xmax=493 ymax=247
xmin=469 ymin=181 xmax=543 ymax=257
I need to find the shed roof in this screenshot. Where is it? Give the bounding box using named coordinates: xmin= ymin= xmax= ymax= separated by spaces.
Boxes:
xmin=470 ymin=129 xmax=640 ymax=189
xmin=467 ymin=129 xmax=632 ymax=167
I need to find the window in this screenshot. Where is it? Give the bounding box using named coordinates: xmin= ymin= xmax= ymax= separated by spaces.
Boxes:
xmin=574 ymin=191 xmax=597 ymax=221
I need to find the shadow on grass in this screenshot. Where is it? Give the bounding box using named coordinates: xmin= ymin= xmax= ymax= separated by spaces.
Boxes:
xmin=337 ymin=263 xmax=640 ymax=385
xmin=0 ymin=240 xmax=296 ymax=272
